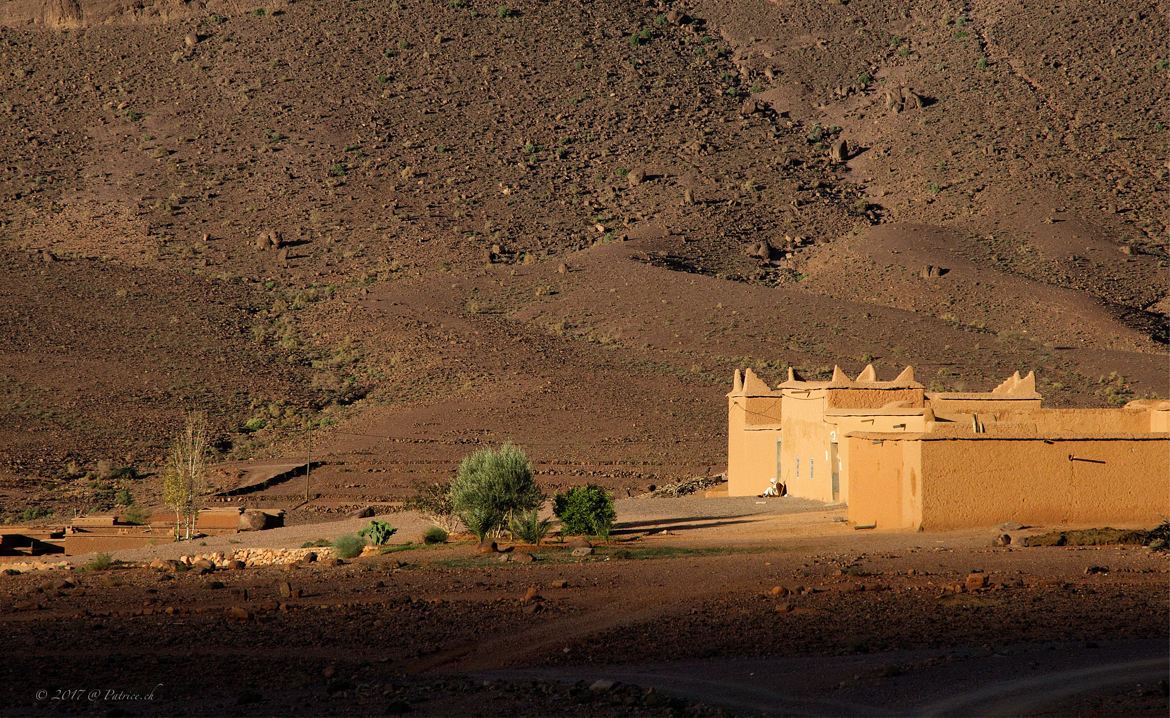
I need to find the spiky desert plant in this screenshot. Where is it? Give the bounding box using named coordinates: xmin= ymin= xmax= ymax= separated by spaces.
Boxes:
xmin=508 ymin=509 xmax=552 ymax=545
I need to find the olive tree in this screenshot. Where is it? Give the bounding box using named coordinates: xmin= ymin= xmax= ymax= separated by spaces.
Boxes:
xmin=448 ymin=443 xmax=541 ymax=541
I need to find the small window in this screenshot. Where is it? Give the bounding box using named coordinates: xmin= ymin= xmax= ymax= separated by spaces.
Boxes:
xmin=795 ymin=456 xmax=800 ymax=479
xmin=810 ymin=458 xmax=814 ymax=480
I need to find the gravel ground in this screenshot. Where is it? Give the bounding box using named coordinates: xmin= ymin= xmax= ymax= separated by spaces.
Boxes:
xmin=54 ymin=496 xmax=835 ymax=566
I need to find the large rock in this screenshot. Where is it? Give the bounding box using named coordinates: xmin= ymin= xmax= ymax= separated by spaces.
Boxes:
xmin=571 ymin=546 xmax=593 ymax=557
xmin=238 ymin=510 xmax=270 ymax=531
xmin=476 ymin=540 xmax=498 ymax=554
xmin=191 ymin=558 xmax=216 ymax=574
xmin=830 ymin=138 xmax=849 ymax=163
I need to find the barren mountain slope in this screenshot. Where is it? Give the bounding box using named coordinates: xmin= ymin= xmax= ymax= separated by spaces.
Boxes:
xmin=0 ymin=0 xmax=1165 ymax=516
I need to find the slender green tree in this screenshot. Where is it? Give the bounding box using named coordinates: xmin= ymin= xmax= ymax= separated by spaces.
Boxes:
xmin=163 ymin=411 xmax=209 ymax=539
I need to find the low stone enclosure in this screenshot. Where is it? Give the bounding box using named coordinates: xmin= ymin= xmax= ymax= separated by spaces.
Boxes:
xmin=728 ymin=364 xmax=1169 ymax=530
xmin=0 ymin=507 xmax=285 ymax=558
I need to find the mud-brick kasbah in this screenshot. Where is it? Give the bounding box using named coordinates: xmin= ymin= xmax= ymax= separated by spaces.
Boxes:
xmin=727 ymin=364 xmax=1170 ymax=530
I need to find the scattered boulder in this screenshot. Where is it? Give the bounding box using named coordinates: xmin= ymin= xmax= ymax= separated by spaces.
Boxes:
xmin=227 ymin=559 xmax=247 ymax=570
xmin=549 ymin=579 xmax=568 ymax=589
xmin=627 ymin=168 xmax=646 ymax=187
xmin=1084 ymin=565 xmax=1109 ymax=575
xmin=919 ymin=265 xmax=947 ymax=278
xmin=350 ymin=506 xmax=375 ymax=519
xmin=571 ymin=546 xmax=593 ymax=557
xmin=476 ymin=540 xmax=498 ymax=554
xmin=566 ymin=536 xmax=592 ymax=549
xmin=747 ymin=241 xmax=777 ymax=261
xmin=557 ymin=262 xmax=568 ymax=274
xmin=884 ymin=89 xmax=902 ymax=113
xmin=302 ymin=552 xmax=318 ymax=564
xmin=184 ymin=33 xmax=198 ymax=48
xmin=770 ymin=585 xmax=789 ymax=597
xmin=191 ymin=558 xmax=216 ymax=574
xmin=964 ymin=572 xmax=989 ymax=591
xmin=239 ymin=510 xmax=271 ymax=532
xmin=589 ymin=679 xmax=616 ymax=692
xmin=512 ymin=552 xmax=535 ymax=564
xmin=228 ymin=606 xmax=251 ymax=621
xmin=994 ymin=534 xmax=1012 ymax=547
xmin=775 ymin=602 xmax=794 ymax=613
xmin=830 ymin=138 xmax=849 ymax=163
xmin=902 ymin=88 xmax=924 ymax=110
xmin=739 ymin=99 xmax=763 ymax=116
xmin=664 ymin=9 xmax=689 ymax=24
xmin=521 ymin=586 xmax=542 ymax=603
xmin=256 ymin=229 xmax=281 ymax=250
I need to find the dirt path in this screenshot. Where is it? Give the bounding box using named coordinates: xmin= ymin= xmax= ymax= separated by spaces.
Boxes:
xmin=476 ymin=639 xmax=1169 ymax=716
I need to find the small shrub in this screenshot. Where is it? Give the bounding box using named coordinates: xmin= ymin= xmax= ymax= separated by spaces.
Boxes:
xmin=423 ymin=526 xmax=449 ymax=544
xmin=553 ymin=484 xmax=616 ymax=539
xmin=404 ymin=481 xmax=460 ymax=533
xmin=358 ymin=519 xmax=396 ymax=546
xmin=329 ymin=162 xmax=346 ymax=177
xmin=628 ymin=28 xmax=652 ymax=46
xmin=114 ymin=488 xmax=134 ymax=506
xmin=120 ymin=504 xmax=151 ymax=525
xmin=84 ymin=553 xmax=114 ymax=572
xmin=495 ymin=5 xmax=513 ymax=18
xmin=243 ymin=416 xmax=267 ymax=432
xmin=332 ymin=534 xmax=366 ymax=559
xmin=18 ymin=507 xmax=53 ymax=522
xmin=509 ymin=509 xmax=552 ymax=545
xmin=301 ymin=538 xmax=332 ymax=548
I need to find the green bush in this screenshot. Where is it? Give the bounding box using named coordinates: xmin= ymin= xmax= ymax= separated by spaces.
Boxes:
xmin=332 ymin=534 xmax=366 ymax=559
xmin=119 ymin=504 xmax=151 ymax=525
xmin=553 ymin=484 xmax=616 ymax=539
xmin=448 ymin=444 xmax=542 ymax=541
xmin=509 ymin=509 xmax=552 ymax=545
xmin=114 ymin=488 xmax=134 ymax=506
xmin=83 ymin=553 xmax=114 ymax=571
xmin=301 ymin=538 xmax=332 ymax=548
xmin=358 ymin=519 xmax=396 ymax=546
xmin=423 ymin=526 xmax=448 ymax=544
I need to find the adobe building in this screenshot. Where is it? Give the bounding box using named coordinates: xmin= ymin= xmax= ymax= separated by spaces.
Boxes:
xmin=727 ymin=365 xmax=1169 ymax=530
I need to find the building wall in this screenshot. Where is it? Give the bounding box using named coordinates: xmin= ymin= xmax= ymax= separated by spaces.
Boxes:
xmin=727 ymin=394 xmax=782 ymax=496
xmin=830 ymin=413 xmax=927 ymax=502
xmin=777 ymin=393 xmax=833 ymax=501
xmin=846 ymin=435 xmax=1170 ymax=530
xmin=845 ymin=437 xmax=923 ymax=529
xmin=920 ymin=436 xmax=1169 ymax=529
xmin=927 ymin=396 xmax=1041 ymax=415
xmin=825 ymin=387 xmax=923 ymax=409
